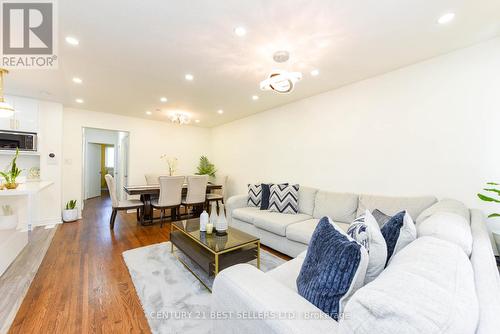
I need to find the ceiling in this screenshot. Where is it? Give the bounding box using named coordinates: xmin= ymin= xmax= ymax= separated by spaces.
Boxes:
xmin=4 ymin=0 xmax=500 ymax=127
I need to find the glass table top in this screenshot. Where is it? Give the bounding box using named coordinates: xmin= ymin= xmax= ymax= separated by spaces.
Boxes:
xmin=172 ymin=219 xmax=259 ymax=253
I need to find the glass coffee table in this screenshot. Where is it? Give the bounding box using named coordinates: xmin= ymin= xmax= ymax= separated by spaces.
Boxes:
xmin=170 ymin=219 xmax=260 ymax=290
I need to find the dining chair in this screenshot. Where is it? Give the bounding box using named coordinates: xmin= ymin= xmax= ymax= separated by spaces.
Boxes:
xmin=206 ymin=175 xmax=227 ymax=214
xmin=181 ymin=175 xmax=209 ymax=218
xmin=105 ymin=174 xmax=144 ymax=229
xmin=145 ymin=173 xmax=161 ymax=185
xmin=150 ymin=176 xmax=184 ymax=227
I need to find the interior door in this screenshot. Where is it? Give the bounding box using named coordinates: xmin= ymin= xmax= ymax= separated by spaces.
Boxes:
xmin=86 ymin=143 xmax=102 ymax=199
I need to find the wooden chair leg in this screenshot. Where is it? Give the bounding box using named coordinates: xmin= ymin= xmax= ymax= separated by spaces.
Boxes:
xmin=110 ymin=209 xmax=117 ymax=229
xmin=216 ymin=200 xmax=220 ymax=214
xmin=160 ymin=209 xmax=164 ymax=228
xmin=136 ymin=208 xmax=140 ymax=223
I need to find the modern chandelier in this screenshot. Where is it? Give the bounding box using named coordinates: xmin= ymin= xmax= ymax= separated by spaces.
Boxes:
xmin=260 ymin=70 xmax=303 ymax=94
xmin=0 ymin=68 xmax=15 ymax=118
xmin=168 ymin=111 xmax=191 ymax=125
xmin=260 ymin=50 xmax=302 ymax=94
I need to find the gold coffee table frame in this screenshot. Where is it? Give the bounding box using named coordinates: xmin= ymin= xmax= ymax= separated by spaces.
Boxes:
xmin=170 ymin=220 xmax=260 ymax=291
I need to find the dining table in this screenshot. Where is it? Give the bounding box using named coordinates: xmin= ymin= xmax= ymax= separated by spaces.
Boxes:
xmin=123 ymin=182 xmax=222 ymax=224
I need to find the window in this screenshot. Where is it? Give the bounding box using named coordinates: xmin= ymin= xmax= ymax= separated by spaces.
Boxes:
xmin=105 ymin=146 xmax=115 ymax=168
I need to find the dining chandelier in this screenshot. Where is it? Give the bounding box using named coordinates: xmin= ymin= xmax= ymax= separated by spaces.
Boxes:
xmin=168 ymin=111 xmax=191 ymax=125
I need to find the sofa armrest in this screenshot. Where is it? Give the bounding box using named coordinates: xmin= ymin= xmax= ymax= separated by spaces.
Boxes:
xmin=212 ymin=264 xmax=338 ymax=334
xmin=226 ymin=194 xmax=248 ymax=223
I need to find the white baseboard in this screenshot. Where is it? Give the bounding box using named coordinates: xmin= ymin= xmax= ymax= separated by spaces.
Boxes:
xmin=35 ymin=218 xmax=63 ymax=227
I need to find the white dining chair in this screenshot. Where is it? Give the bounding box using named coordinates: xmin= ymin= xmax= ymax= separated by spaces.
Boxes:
xmin=105 ymin=174 xmax=144 ymax=229
xmin=145 ymin=173 xmax=161 ymax=185
xmin=150 ymin=176 xmax=184 ymax=227
xmin=181 ymin=175 xmax=208 ymax=218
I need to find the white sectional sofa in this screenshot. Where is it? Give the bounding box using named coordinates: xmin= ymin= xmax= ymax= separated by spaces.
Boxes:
xmin=214 ymin=189 xmax=500 ymax=333
xmin=226 ymin=187 xmax=438 ymax=257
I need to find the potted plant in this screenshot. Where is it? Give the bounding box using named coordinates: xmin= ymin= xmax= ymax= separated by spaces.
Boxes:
xmin=0 ymin=205 xmax=18 ymax=230
xmin=0 ymin=148 xmax=22 ymax=189
xmin=62 ymin=200 xmax=78 ymax=222
xmin=160 ymin=155 xmax=178 ymax=176
xmin=196 ymin=156 xmax=216 ymax=179
xmin=478 ymin=182 xmax=500 ymax=257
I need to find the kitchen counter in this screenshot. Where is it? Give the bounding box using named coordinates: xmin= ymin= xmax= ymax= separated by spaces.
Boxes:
xmin=0 ymin=181 xmax=53 ymax=196
xmin=0 ymin=181 xmax=55 ymax=276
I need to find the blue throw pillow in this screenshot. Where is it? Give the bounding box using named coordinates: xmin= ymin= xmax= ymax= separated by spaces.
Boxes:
xmin=296 ymin=217 xmax=368 ymax=320
xmin=380 ymin=210 xmax=416 ymax=266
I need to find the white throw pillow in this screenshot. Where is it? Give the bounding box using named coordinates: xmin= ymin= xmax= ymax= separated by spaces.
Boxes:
xmin=417 ymin=212 xmax=472 ymax=256
xmin=347 ymin=210 xmax=387 ymax=284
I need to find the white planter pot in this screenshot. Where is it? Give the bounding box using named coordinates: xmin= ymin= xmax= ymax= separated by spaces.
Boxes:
xmin=0 ymin=214 xmax=18 ymax=230
xmin=62 ymin=209 xmax=78 ymax=222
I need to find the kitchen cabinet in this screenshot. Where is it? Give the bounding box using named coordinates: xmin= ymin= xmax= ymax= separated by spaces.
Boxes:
xmin=0 ymin=95 xmax=39 ymax=133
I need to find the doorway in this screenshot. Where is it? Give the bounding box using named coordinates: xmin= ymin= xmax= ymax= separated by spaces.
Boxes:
xmin=83 ymin=128 xmax=129 ymax=202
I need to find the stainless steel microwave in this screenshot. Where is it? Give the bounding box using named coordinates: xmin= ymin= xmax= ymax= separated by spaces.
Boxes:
xmin=0 ymin=130 xmax=37 ymax=151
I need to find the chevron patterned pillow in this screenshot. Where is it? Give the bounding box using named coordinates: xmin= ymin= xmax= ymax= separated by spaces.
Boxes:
xmin=247 ymin=184 xmax=262 ymax=207
xmin=268 ymin=184 xmax=300 ymax=214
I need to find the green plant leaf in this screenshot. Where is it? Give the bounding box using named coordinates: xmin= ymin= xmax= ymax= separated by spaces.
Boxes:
xmin=488 ymin=213 xmax=500 ymax=218
xmin=477 ymin=193 xmax=500 ymax=203
xmin=483 ymin=188 xmax=500 ymax=196
xmin=487 ymin=182 xmax=500 ymax=186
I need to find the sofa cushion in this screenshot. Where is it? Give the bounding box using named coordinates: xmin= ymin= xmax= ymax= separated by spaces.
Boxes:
xmin=232 ymin=207 xmax=261 ymax=224
xmin=297 ymin=217 xmax=368 ymax=321
xmin=261 ymin=183 xmax=287 ymax=210
xmin=347 ymin=210 xmax=387 ymax=284
xmin=357 ymin=194 xmax=437 ymax=220
xmin=298 ymin=186 xmax=318 ymax=216
xmin=252 ymin=211 xmax=311 ymax=236
xmin=313 ymin=191 xmax=359 ymax=223
xmin=416 ymin=198 xmax=470 ymax=224
xmin=339 ymin=237 xmax=479 ymax=334
xmin=247 ymin=184 xmax=262 ymax=207
xmin=286 ymin=219 xmax=350 ymax=245
xmin=417 ymin=212 xmax=472 ymax=256
xmin=380 ymin=211 xmax=416 ymax=266
xmin=268 ymin=184 xmax=300 ymax=214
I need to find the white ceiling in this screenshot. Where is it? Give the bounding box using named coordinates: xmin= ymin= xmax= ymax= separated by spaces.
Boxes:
xmin=4 ymin=0 xmax=500 ymax=127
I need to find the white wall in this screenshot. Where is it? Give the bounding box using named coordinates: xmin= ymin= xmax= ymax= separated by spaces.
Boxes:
xmin=37 ymin=101 xmax=63 ymax=224
xmin=211 ymin=37 xmax=500 ymax=215
xmin=62 ymin=108 xmax=211 ymax=212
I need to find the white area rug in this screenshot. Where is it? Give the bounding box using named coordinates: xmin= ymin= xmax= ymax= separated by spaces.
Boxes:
xmin=123 ymin=241 xmax=286 ymax=334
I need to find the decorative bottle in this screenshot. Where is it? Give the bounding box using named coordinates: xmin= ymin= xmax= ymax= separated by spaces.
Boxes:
xmin=209 ymin=202 xmax=218 ymax=227
xmin=215 ymin=204 xmax=228 ymax=236
xmin=200 ymin=210 xmax=209 ymax=232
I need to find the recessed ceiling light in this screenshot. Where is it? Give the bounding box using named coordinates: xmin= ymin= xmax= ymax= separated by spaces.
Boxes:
xmin=75 ymin=98 xmax=84 ymax=104
xmin=195 ymin=119 xmax=200 ymax=123
xmin=252 ymin=95 xmax=259 ymax=101
xmin=234 ymin=26 xmax=247 ymax=37
xmin=438 ymin=12 xmax=455 ymax=25
xmin=65 ymin=36 xmax=79 ymax=46
xmin=185 ymin=74 xmax=194 ymax=81
xmin=145 ymin=111 xmax=152 ymax=115
xmin=310 ymin=69 xmax=320 ymax=76
xmin=72 ymin=77 xmax=82 ymax=84
xmin=160 ymin=97 xmax=168 ymax=102
xmin=217 ymin=109 xmax=224 ymax=114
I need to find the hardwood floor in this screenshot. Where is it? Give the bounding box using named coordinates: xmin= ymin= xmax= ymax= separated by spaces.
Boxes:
xmin=8 ymin=194 xmax=290 ymax=333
